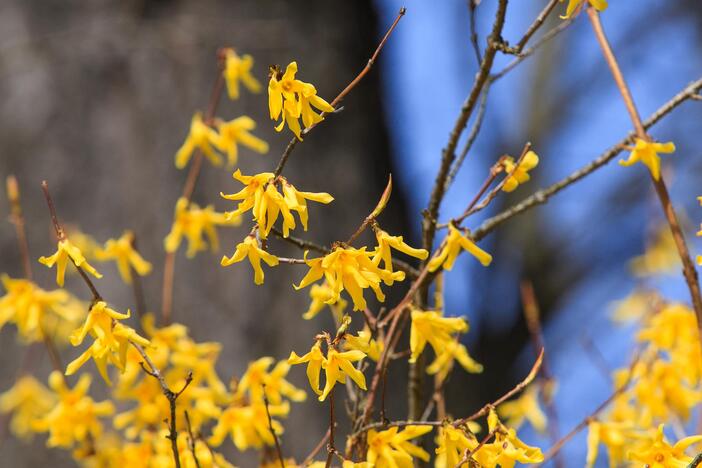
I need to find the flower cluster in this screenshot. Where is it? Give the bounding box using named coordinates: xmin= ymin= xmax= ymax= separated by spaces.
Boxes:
xmin=268 ymin=62 xmax=335 ymax=139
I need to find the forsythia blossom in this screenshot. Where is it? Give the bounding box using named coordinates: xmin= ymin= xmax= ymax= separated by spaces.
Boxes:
xmin=165 ymin=197 xmax=239 ymax=258
xmin=65 ymin=301 xmax=150 ymax=385
xmin=0 ymin=275 xmax=84 ymax=343
xmin=221 ymin=234 xmax=279 ymax=285
xmin=268 ymin=61 xmax=335 ymax=140
xmin=560 ymin=0 xmax=607 ymax=19
xmin=619 ymin=138 xmax=675 ymax=181
xmin=0 ymin=376 xmax=56 ymax=439
xmin=428 ymin=224 xmax=492 ymax=272
xmin=32 ymin=372 xmax=115 ymax=448
xmin=95 ymin=230 xmax=152 ymax=284
xmin=372 ymin=228 xmax=428 ymax=272
xmin=366 ymin=425 xmax=432 ymax=467
xmin=39 ymin=238 xmax=102 ymax=287
xmin=222 ymin=48 xmax=261 ymax=100
xmin=497 ymin=384 xmax=548 ymax=433
xmin=295 ymin=247 xmax=405 ymax=311
xmin=627 ymin=424 xmax=702 ymax=467
xmin=410 ymin=308 xmax=482 ymax=380
xmin=289 ymin=342 xmax=367 ymax=401
xmin=221 ymin=169 xmax=333 ymax=239
xmin=175 ymin=112 xmax=223 ymax=169
xmin=303 ymin=282 xmax=348 ymax=320
xmin=214 ymin=116 xmax=269 ymax=167
xmin=501 ymin=150 xmax=539 ymax=192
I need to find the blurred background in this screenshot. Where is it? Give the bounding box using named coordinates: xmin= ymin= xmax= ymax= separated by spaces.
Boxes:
xmin=1 ymin=0 xmax=701 ymax=466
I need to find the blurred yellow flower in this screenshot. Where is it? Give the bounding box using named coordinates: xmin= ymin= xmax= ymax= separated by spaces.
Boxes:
xmin=221 ymin=235 xmax=279 ymax=285
xmin=502 ymin=150 xmax=539 ymax=192
xmin=95 ymin=230 xmax=152 ymax=284
xmin=630 ymin=225 xmax=680 ymax=277
xmin=344 ymin=327 xmax=383 ymax=362
xmin=175 ymin=112 xmax=223 ymax=169
xmin=165 ymin=197 xmax=238 ymax=258
xmin=0 ymin=376 xmax=56 ymax=439
xmin=428 ymin=224 xmax=492 ymax=272
xmin=497 ymin=384 xmax=548 ymax=433
xmin=235 ymin=356 xmax=306 ymax=405
xmin=32 ymin=371 xmax=115 ymax=448
xmin=619 ymin=138 xmax=675 ymax=181
xmin=303 ymin=282 xmax=347 ymax=320
xmin=366 ymin=425 xmax=432 ymax=467
xmin=39 ymin=238 xmax=102 ymax=287
xmin=0 ymin=275 xmax=84 ymax=343
xmin=208 ymin=401 xmax=289 ymax=450
xmin=222 ymin=48 xmax=261 ymax=100
xmin=472 ymin=410 xmax=544 ymax=466
xmin=214 ymin=116 xmax=268 ymax=167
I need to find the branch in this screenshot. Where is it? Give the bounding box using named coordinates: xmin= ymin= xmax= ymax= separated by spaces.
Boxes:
xmin=263 ymin=385 xmax=285 ymax=468
xmin=472 ymin=77 xmax=702 ymax=242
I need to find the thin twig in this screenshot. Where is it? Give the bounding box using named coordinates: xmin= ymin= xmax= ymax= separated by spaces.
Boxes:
xmin=301 ymin=429 xmax=331 ymax=467
xmin=324 ymin=387 xmax=336 ymax=468
xmin=539 ymin=352 xmax=640 ymax=464
xmin=514 ymin=0 xmax=559 ymax=53
xmin=472 ymin=77 xmax=702 ymax=242
xmin=586 ymin=7 xmax=702 ymax=332
xmin=468 ymin=0 xmax=482 ymax=65
xmin=271 ymin=7 xmax=406 ymax=179
xmin=263 ymin=385 xmax=285 ymax=468
xmin=184 ymin=411 xmax=202 ymax=468
xmin=6 ymin=176 xmax=32 ymax=280
xmin=520 ymin=281 xmax=563 ymax=468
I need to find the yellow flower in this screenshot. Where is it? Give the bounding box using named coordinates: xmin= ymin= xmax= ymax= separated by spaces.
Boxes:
xmin=222 ymin=170 xmax=333 ymax=239
xmin=366 ymin=425 xmax=432 ymax=467
xmin=65 ymin=301 xmax=150 ymax=385
xmin=319 ymin=348 xmax=366 ymax=401
xmin=410 ymin=308 xmax=482 ymax=379
xmin=343 ymin=327 xmax=383 ymax=362
xmin=628 ymin=425 xmax=702 ymax=468
xmin=497 ymin=385 xmax=548 ymax=433
xmin=619 ymin=138 xmax=675 ymax=181
xmin=235 ymin=357 xmax=306 ymax=405
xmin=560 ymin=0 xmax=608 ymax=19
xmin=295 ymin=247 xmax=405 ymax=311
xmin=222 ymin=48 xmax=261 ymax=100
xmin=472 ymin=410 xmax=544 ymax=467
xmin=302 ymin=282 xmax=347 ymax=320
xmin=435 ymin=424 xmax=481 ymax=468
xmin=95 ymin=230 xmax=152 ymax=284
xmin=372 ymin=228 xmax=428 ymax=272
xmin=165 ymin=197 xmax=239 ymax=258
xmin=610 ymin=289 xmax=658 ymax=323
xmin=586 ymin=419 xmax=648 ymax=468
xmin=289 ymin=342 xmax=366 ymax=401
xmin=268 ymin=62 xmax=334 ymax=140
xmin=39 ymin=238 xmax=102 ymax=287
xmin=0 ymin=275 xmax=85 ymax=343
xmin=630 ymin=225 xmax=680 ymax=277
xmin=32 ymin=371 xmax=115 ymax=448
xmin=502 ymin=150 xmax=539 ymax=192
xmin=214 ymin=116 xmax=268 ymax=167
xmin=0 ymin=376 xmax=56 ymax=439
xmin=288 ymin=342 xmax=326 ymax=397
xmin=175 ymin=112 xmax=223 ymax=169
xmin=208 ymin=401 xmax=289 ymax=450
xmin=427 ymin=224 xmax=492 ymax=272
xmin=221 ymin=235 xmax=279 ymax=285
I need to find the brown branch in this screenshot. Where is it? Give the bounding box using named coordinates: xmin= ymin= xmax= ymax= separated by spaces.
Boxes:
xmin=324 ymin=387 xmax=336 ymax=468
xmin=301 ymin=429 xmax=330 ymax=467
xmin=161 ymin=55 xmax=226 ymax=326
xmin=456 ymin=428 xmax=496 ymax=467
xmin=586 ymin=7 xmax=702 ymax=332
xmin=6 ymin=176 xmax=32 ymax=280
xmin=262 ymin=385 xmax=285 ymax=468
xmin=520 ymin=281 xmax=563 ymax=468
xmin=539 ymin=352 xmax=640 ymax=464
xmin=468 ymin=0 xmax=482 ymax=65
xmin=514 ymin=0 xmax=559 ymax=52
xmin=184 ymin=411 xmax=202 ymax=468
xmin=134 ymin=342 xmax=193 ymax=468
xmin=472 ymin=77 xmax=702 ymax=242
